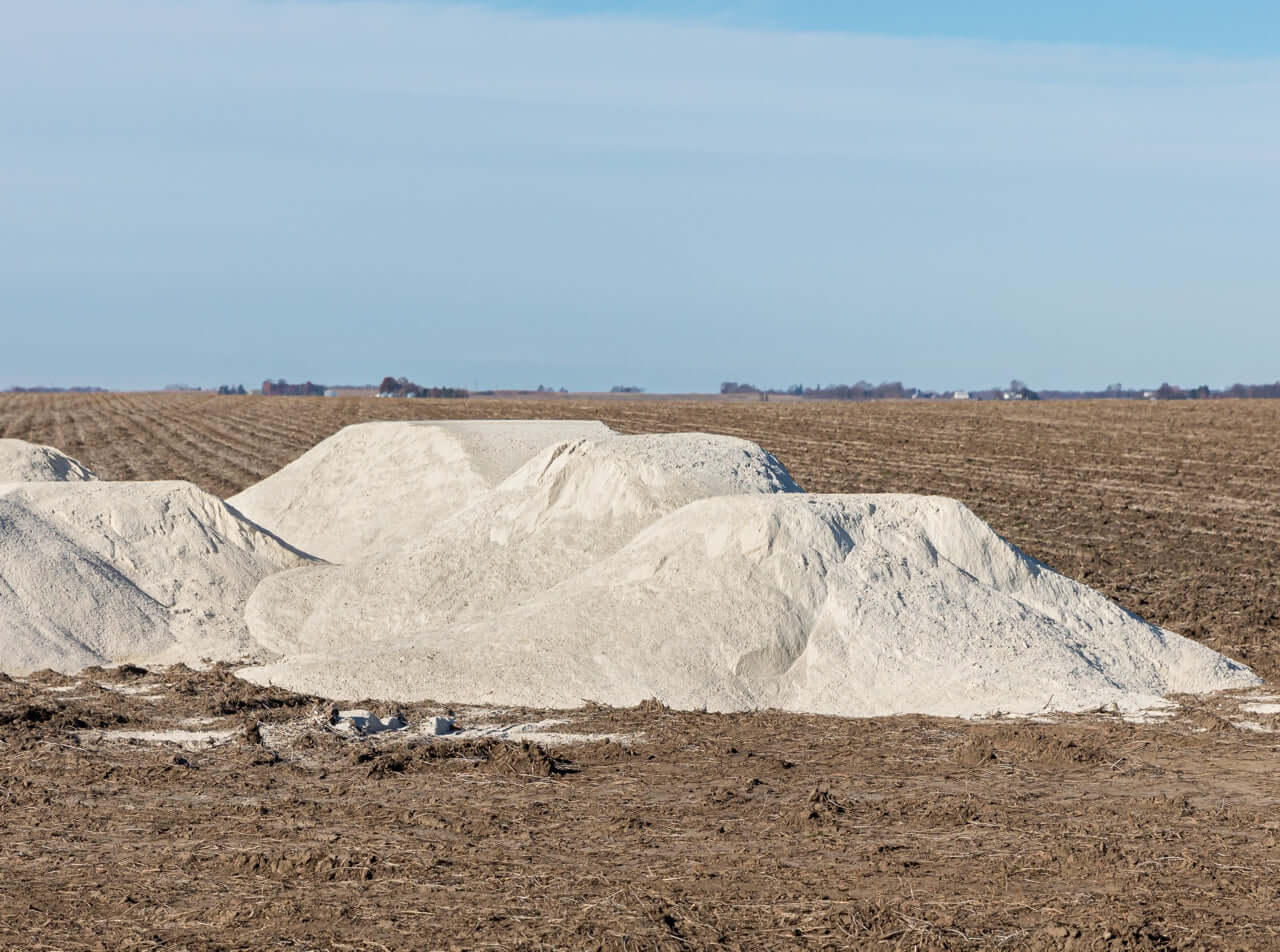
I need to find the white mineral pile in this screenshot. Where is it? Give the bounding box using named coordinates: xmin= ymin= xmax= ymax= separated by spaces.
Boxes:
xmin=245 ymin=432 xmax=802 ymax=655
xmin=227 ymin=420 xmax=616 ymax=562
xmin=241 ymin=448 xmax=1259 ymax=716
xmin=0 ymin=438 xmax=97 ymax=482
xmin=0 ymin=481 xmax=312 ymax=674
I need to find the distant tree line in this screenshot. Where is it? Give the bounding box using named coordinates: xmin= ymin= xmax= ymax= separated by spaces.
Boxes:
xmin=377 ymin=376 xmax=468 ymax=399
xmin=722 ymin=378 xmax=1280 ymax=401
xmin=610 ymin=385 xmax=645 ymax=393
xmin=262 ymin=379 xmax=325 ymax=397
xmin=6 ymin=386 xmax=107 ymax=394
xmin=216 ymin=384 xmax=248 ymax=395
xmin=1219 ymin=381 xmax=1280 ymax=399
xmin=721 ymin=380 xmax=910 ymax=400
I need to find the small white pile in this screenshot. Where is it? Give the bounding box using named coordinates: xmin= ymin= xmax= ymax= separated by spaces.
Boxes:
xmin=228 ymin=420 xmax=615 ymax=562
xmin=0 ymin=438 xmax=97 ymax=482
xmin=0 ymin=480 xmax=310 ymax=674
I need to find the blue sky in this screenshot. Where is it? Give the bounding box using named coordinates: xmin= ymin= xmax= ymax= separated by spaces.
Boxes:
xmin=484 ymin=1 xmax=1280 ymax=57
xmin=3 ymin=1 xmax=1278 ymax=392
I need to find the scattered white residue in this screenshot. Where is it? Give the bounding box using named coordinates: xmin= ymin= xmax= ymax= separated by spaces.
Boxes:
xmin=42 ymin=684 xmax=82 ymax=693
xmin=96 ymin=728 xmax=237 ymax=747
xmin=1122 ymin=708 xmax=1179 ymax=724
xmin=1240 ymin=702 xmax=1280 ymax=716
xmin=1229 ymin=721 xmax=1275 ymax=734
xmin=97 ymin=682 xmax=161 ymax=695
xmin=443 ymin=718 xmax=636 ymax=745
xmin=177 ymin=716 xmax=220 ymax=728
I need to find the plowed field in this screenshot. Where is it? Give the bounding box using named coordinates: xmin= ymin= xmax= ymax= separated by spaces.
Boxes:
xmin=1 ymin=391 xmax=1278 ymax=950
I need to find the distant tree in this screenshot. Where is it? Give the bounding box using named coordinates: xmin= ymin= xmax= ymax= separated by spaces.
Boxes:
xmin=379 ymin=376 xmax=398 ymax=395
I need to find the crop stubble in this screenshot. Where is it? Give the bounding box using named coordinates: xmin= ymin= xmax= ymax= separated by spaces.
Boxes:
xmin=0 ymin=392 xmax=1277 ymax=950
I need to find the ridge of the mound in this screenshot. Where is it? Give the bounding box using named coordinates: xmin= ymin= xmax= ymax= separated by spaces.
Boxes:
xmin=0 ymin=481 xmax=313 ymax=675
xmin=227 ymin=420 xmax=616 ymax=562
xmin=0 ymin=439 xmax=97 ymax=482
xmin=245 ymin=432 xmax=803 ymax=655
xmin=242 ymin=492 xmax=1259 ymax=716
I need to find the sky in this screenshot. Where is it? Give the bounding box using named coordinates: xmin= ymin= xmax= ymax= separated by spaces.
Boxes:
xmin=3 ymin=1 xmax=1279 ymax=393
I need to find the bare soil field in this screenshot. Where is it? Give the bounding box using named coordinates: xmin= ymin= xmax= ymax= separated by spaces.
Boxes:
xmin=1 ymin=392 xmax=1278 ymax=949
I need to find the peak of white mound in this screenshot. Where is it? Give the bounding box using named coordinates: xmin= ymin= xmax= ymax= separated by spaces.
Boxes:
xmin=227 ymin=420 xmax=616 ymax=562
xmin=246 ymin=432 xmax=803 ymax=656
xmin=243 ymin=492 xmax=1258 ymax=717
xmin=0 ymin=481 xmax=312 ymax=674
xmin=0 ymin=439 xmax=96 ymax=482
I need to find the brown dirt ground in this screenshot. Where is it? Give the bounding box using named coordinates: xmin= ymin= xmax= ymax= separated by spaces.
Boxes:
xmin=1 ymin=392 xmax=1278 ymax=949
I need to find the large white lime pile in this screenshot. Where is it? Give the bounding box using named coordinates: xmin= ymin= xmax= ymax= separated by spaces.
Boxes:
xmin=0 ymin=424 xmax=1259 ymax=718
xmin=246 ymin=432 xmax=802 ymax=653
xmin=228 ymin=420 xmax=615 ymax=562
xmin=0 ymin=481 xmax=311 ymax=674
xmin=0 ymin=439 xmax=97 ymax=482
xmin=240 ymin=436 xmax=1259 ymax=716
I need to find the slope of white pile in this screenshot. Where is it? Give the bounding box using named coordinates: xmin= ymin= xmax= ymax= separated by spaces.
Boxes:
xmin=0 ymin=439 xmax=97 ymax=482
xmin=240 ymin=444 xmax=1259 ymax=717
xmin=245 ymin=432 xmax=802 ymax=656
xmin=227 ymin=420 xmax=616 ymax=562
xmin=0 ymin=481 xmax=312 ymax=674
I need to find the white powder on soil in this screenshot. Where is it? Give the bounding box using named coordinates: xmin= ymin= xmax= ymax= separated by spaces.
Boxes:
xmin=0 ymin=439 xmax=96 ymax=482
xmin=0 ymin=480 xmax=312 ymax=674
xmin=228 ymin=420 xmax=615 ymax=562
